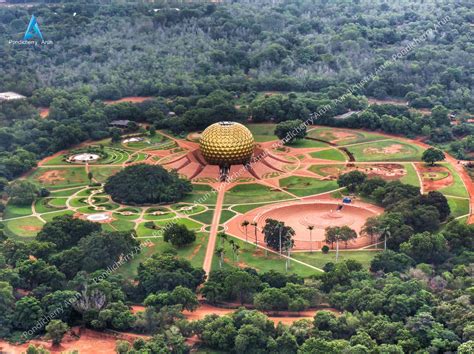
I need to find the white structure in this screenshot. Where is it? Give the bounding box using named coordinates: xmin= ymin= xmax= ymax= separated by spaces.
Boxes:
xmin=87 ymin=213 xmax=110 ymax=222
xmin=68 ymin=153 xmax=100 ymax=162
xmin=0 ymin=92 xmax=26 ymax=102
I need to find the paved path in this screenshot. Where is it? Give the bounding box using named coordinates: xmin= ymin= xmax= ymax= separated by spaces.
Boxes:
xmin=203 ymin=184 xmax=226 ymax=275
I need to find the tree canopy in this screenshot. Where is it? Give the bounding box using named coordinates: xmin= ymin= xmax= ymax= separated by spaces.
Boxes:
xmin=104 ymin=164 xmax=192 ymax=205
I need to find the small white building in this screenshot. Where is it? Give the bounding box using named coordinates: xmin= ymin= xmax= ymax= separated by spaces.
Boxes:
xmin=0 ymin=92 xmax=26 ymax=102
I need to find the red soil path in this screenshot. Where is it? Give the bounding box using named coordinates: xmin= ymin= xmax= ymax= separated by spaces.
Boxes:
xmin=132 ymin=304 xmax=341 ymax=326
xmin=103 ymin=96 xmax=153 ymax=105
xmin=37 ymin=96 xmax=153 ymax=118
xmin=0 ymin=328 xmax=149 ymax=354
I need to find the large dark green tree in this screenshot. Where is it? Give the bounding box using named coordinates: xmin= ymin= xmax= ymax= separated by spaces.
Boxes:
xmin=262 ymin=218 xmax=295 ymax=252
xmin=163 ymin=224 xmax=196 ymax=247
xmin=104 ymin=164 xmax=192 ymax=204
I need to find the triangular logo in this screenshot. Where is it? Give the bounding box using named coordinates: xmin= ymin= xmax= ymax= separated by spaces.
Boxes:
xmin=23 ymin=15 xmax=44 ymax=41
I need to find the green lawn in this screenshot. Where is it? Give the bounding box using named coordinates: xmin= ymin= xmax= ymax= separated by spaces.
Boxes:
xmin=137 ymin=217 xmax=203 ymax=237
xmin=438 ymin=163 xmax=469 ymax=198
xmin=211 ymin=236 xmax=322 ymax=278
xmin=118 ymin=232 xmax=209 ymax=277
xmin=224 ymin=183 xmax=291 ymax=204
xmin=288 ymin=139 xmax=330 ymax=148
xmin=3 ymin=203 xmax=32 ymax=219
xmin=447 ymin=197 xmax=470 ymax=218
xmin=41 ymin=153 xmax=69 ymax=165
xmin=307 ymin=128 xmax=386 ymax=146
xmin=308 ymin=164 xmax=346 ymax=177
xmin=400 ymin=163 xmax=420 ymax=187
xmin=292 ymin=250 xmax=380 ymax=269
xmin=110 ymin=219 xmax=135 ymax=231
xmin=220 ymin=209 xmax=237 ymax=223
xmin=27 ymin=167 xmax=89 ymax=189
xmin=231 ymin=203 xmax=271 ymax=214
xmin=246 ymin=124 xmax=278 ymax=142
xmin=41 ymin=210 xmax=75 ymax=222
xmin=88 ymin=166 xmax=122 ymax=183
xmin=346 ymin=140 xmax=425 ymax=162
xmin=90 ymin=147 xmax=131 ymax=165
xmin=279 ymin=176 xmax=339 ymax=197
xmin=181 ymin=184 xmax=218 ymax=205
xmin=34 ymin=198 xmax=66 ymax=214
xmin=2 ymin=216 xmax=44 ymax=238
xmin=49 ymin=187 xmax=86 ymax=197
xmin=143 ymin=210 xmax=176 ymax=221
xmin=309 ymin=148 xmax=347 ymax=161
xmin=190 ymin=210 xmax=215 ymax=225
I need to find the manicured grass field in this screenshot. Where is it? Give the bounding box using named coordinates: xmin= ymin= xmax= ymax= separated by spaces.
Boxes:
xmin=2 ymin=216 xmax=44 ymax=238
xmin=309 ymin=164 xmax=345 ymax=177
xmin=220 ymin=209 xmax=237 ymax=223
xmin=41 ymin=153 xmax=70 ymax=165
xmin=41 ymin=210 xmax=75 ymax=222
xmin=34 ymin=198 xmax=66 ymax=214
xmin=400 ymin=163 xmax=420 ymax=187
xmin=224 ymin=183 xmax=292 ymax=204
xmin=288 ymin=139 xmax=330 ymax=148
xmin=88 ymin=166 xmax=122 ymax=183
xmin=292 ymin=250 xmax=380 ymax=269
xmin=346 ymin=140 xmax=425 ymax=162
xmin=49 ymin=187 xmax=85 ymax=197
xmin=190 ymin=210 xmax=215 ymax=225
xmin=279 ymin=176 xmax=339 ymax=197
xmin=246 ymin=124 xmax=278 ymax=142
xmin=136 ymin=218 xmax=203 ymax=237
xmin=307 ymin=128 xmax=386 ymax=146
xmin=143 ymin=210 xmax=176 ymax=221
xmin=231 ymin=203 xmax=271 ymax=214
xmin=28 ymin=167 xmax=88 ymax=189
xmin=309 ymin=148 xmax=347 ymax=161
xmin=118 ymin=232 xmax=209 ymax=277
xmin=181 ymin=184 xmax=217 ymax=205
xmin=90 ymin=147 xmax=131 ymax=165
xmin=3 ymin=203 xmax=32 ymax=219
xmin=447 ymin=197 xmax=470 ymax=218
xmin=110 ymin=219 xmax=135 ymax=231
xmin=438 ymin=163 xmax=469 ymax=198
xmin=211 ymin=236 xmax=321 ymax=277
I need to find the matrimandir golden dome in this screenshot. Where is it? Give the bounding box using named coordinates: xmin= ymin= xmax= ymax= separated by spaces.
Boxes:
xmin=199 ymin=122 xmax=255 ymax=166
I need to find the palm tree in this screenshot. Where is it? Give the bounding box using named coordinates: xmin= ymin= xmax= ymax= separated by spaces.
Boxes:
xmin=234 ymin=244 xmax=240 ymax=264
xmin=381 ymin=226 xmax=391 ymax=251
xmin=215 ymin=247 xmax=225 ymax=269
xmin=361 ymin=217 xmax=380 ymax=245
xmin=335 ymin=233 xmax=341 ymax=262
xmin=307 ymin=225 xmax=315 ymax=253
xmin=218 ymin=232 xmax=228 ymax=247
xmin=251 ymin=221 xmax=258 ymax=247
xmin=241 ymin=220 xmax=250 ymax=243
xmin=284 ymin=238 xmax=294 ymax=272
xmin=229 ymin=239 xmax=235 ymax=263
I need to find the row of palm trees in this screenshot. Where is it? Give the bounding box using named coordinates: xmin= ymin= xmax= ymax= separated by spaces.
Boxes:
xmin=240 ymin=219 xmax=317 ymax=253
xmin=215 ymin=232 xmax=241 ymax=269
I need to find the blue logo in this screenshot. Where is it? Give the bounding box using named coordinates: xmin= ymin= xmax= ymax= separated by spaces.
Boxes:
xmin=23 ymin=15 xmax=44 ymax=41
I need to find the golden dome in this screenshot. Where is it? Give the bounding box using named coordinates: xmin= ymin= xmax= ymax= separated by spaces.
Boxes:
xmin=199 ymin=122 xmax=255 ymax=166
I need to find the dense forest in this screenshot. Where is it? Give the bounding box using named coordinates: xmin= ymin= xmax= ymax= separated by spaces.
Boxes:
xmin=1 ymin=0 xmax=473 ymax=181
xmin=1 ymin=0 xmax=473 ymax=111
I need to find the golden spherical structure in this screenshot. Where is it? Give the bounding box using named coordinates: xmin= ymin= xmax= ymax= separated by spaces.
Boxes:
xmin=199 ymin=122 xmax=255 ymax=166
